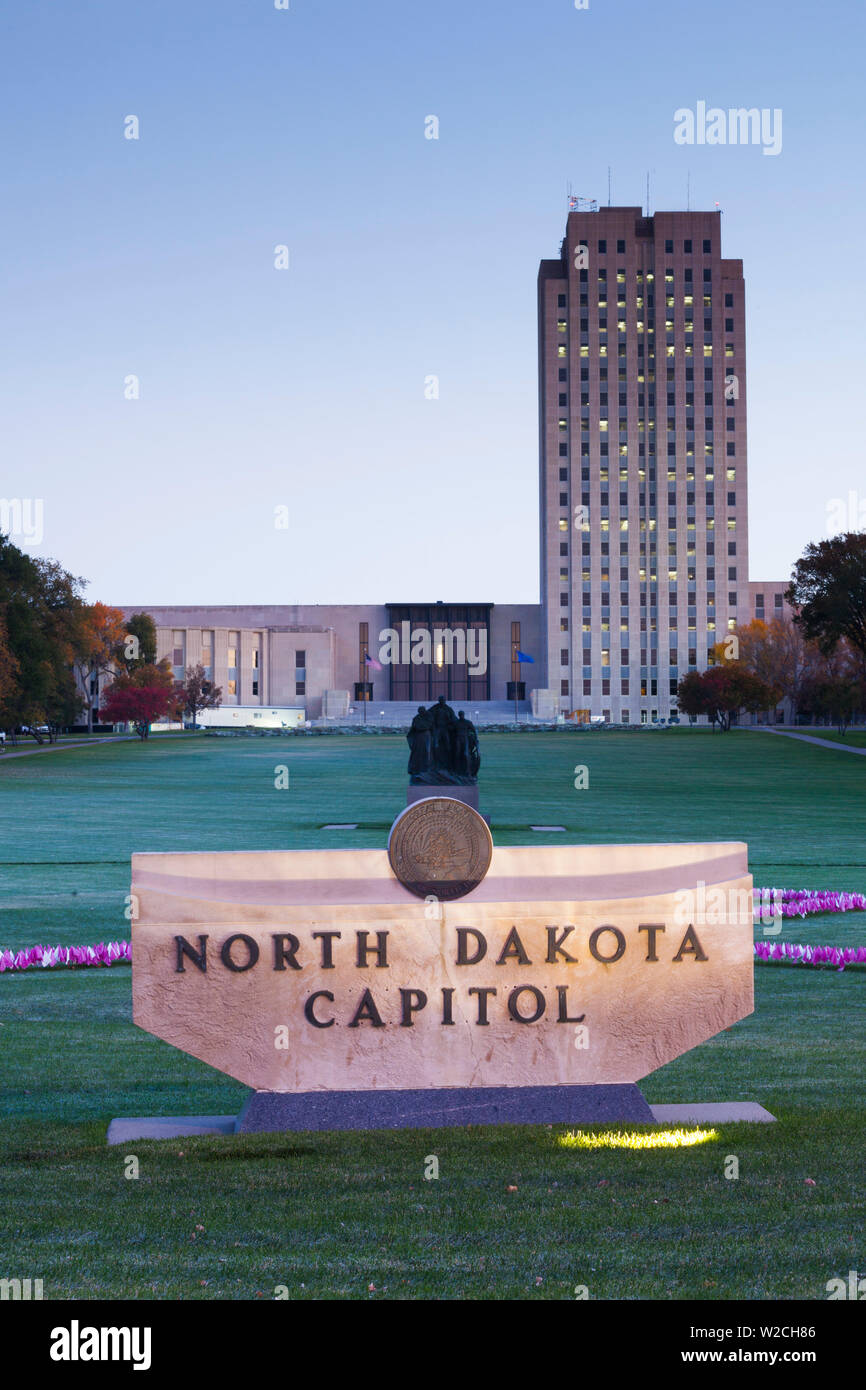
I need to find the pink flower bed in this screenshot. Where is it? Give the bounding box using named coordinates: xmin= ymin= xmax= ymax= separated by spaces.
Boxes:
xmin=753 ymin=888 xmax=866 ymax=918
xmin=0 ymin=940 xmax=131 ymax=973
xmin=754 ymin=941 xmax=866 ymax=972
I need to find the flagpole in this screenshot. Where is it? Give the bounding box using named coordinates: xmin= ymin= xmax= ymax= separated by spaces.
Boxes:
xmin=363 ymin=647 xmax=368 ymax=725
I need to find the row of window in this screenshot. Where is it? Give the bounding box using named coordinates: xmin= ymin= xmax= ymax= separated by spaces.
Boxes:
xmin=560 ymin=394 xmax=729 ymax=408
xmin=575 ymin=267 xmax=717 ymax=285
xmin=573 ymin=238 xmax=715 ymax=256
xmin=562 ymin=677 xmax=697 ymax=697
xmin=560 ymin=294 xmax=735 ymax=309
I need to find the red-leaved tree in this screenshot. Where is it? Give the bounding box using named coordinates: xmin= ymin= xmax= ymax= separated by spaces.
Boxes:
xmin=99 ymin=661 xmax=180 ymax=740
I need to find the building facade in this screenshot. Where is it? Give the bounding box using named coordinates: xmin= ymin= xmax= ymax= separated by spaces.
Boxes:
xmin=96 ymin=206 xmax=792 ymax=728
xmin=538 ymin=207 xmax=751 ymax=722
xmin=114 ymin=603 xmax=542 ymax=721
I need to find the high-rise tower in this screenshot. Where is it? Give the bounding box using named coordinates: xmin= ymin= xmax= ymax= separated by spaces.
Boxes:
xmin=538 ymin=207 xmax=749 ymax=722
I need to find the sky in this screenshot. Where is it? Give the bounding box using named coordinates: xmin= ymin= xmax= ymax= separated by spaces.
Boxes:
xmin=1 ymin=0 xmax=864 ymax=605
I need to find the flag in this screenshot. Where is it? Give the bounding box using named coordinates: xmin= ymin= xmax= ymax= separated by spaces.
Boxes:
xmin=515 ymin=650 xmax=534 ymax=663
xmin=365 ymin=653 xmax=383 ymax=671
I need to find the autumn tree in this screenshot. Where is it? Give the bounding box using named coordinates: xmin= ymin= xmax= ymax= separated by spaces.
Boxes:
xmin=99 ymin=660 xmax=179 ymax=740
xmin=72 ymin=602 xmax=128 ymax=734
xmin=677 ymin=664 xmax=780 ymax=732
xmin=178 ymin=663 xmax=222 ymax=729
xmin=720 ymin=617 xmax=816 ymax=722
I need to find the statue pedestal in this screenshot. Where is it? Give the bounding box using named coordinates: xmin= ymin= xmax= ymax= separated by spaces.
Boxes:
xmin=406 ymin=784 xmax=489 ymax=825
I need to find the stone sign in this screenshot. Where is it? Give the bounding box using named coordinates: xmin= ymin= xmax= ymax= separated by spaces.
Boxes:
xmin=130 ymin=838 xmax=753 ymax=1099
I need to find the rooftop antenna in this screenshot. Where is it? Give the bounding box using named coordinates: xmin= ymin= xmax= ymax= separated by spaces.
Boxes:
xmin=608 ymin=166 xmax=611 ymax=207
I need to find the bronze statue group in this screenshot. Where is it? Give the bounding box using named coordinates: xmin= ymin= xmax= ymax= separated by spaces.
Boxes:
xmin=407 ymin=695 xmax=481 ymax=785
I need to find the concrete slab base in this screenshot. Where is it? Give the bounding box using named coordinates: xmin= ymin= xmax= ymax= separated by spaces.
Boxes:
xmin=106 ymin=1115 xmax=237 ymax=1145
xmin=650 ymin=1102 xmax=776 ymax=1124
xmin=107 ymin=1097 xmax=776 ymax=1143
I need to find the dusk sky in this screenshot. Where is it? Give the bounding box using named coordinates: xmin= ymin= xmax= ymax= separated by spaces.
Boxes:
xmin=2 ymin=0 xmax=863 ymax=605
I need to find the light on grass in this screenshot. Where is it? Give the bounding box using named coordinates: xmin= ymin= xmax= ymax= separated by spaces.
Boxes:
xmin=558 ymin=1127 xmax=719 ymax=1151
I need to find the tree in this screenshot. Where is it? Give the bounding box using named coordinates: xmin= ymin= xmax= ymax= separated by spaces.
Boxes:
xmin=99 ymin=661 xmax=180 ymax=740
xmin=786 ymin=532 xmax=866 ymax=660
xmin=723 ymin=617 xmax=817 ymax=723
xmin=115 ymin=612 xmax=157 ymax=672
xmin=674 ymin=670 xmax=711 ymax=723
xmin=0 ymin=613 xmax=20 ymax=719
xmin=0 ymin=537 xmax=84 ymax=743
xmin=178 ymin=664 xmax=222 ymax=729
xmin=72 ymin=602 xmax=128 ymax=734
xmin=677 ymin=664 xmax=780 ymax=732
xmin=799 ymin=676 xmax=863 ymax=734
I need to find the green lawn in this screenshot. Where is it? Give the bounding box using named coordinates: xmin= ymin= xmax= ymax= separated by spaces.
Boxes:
xmin=0 ymin=730 xmax=864 ymax=1299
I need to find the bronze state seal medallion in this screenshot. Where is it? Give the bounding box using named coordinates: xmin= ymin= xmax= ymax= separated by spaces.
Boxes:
xmin=388 ymin=797 xmax=493 ymax=900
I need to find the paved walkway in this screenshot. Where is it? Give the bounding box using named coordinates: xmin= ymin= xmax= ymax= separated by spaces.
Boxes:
xmin=0 ymin=735 xmax=136 ymax=761
xmin=742 ymin=728 xmax=866 ymax=756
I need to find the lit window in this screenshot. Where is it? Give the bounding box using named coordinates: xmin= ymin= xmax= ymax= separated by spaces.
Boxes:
xmin=557 ymin=320 xmax=567 ymax=332
xmin=559 ymin=518 xmax=568 ymax=531
xmin=558 ymin=346 xmax=567 ymax=358
xmin=599 ymin=419 xmax=608 ymax=431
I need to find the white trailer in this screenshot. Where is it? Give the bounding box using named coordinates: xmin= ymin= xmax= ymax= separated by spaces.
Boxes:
xmin=194 ymin=706 xmax=306 ymax=730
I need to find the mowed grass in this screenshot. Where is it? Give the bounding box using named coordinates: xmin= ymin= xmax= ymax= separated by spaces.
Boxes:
xmin=0 ymin=729 xmax=864 ymax=1300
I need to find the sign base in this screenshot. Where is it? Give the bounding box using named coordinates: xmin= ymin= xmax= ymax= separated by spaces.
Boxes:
xmin=235 ymin=1083 xmax=654 ymax=1133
